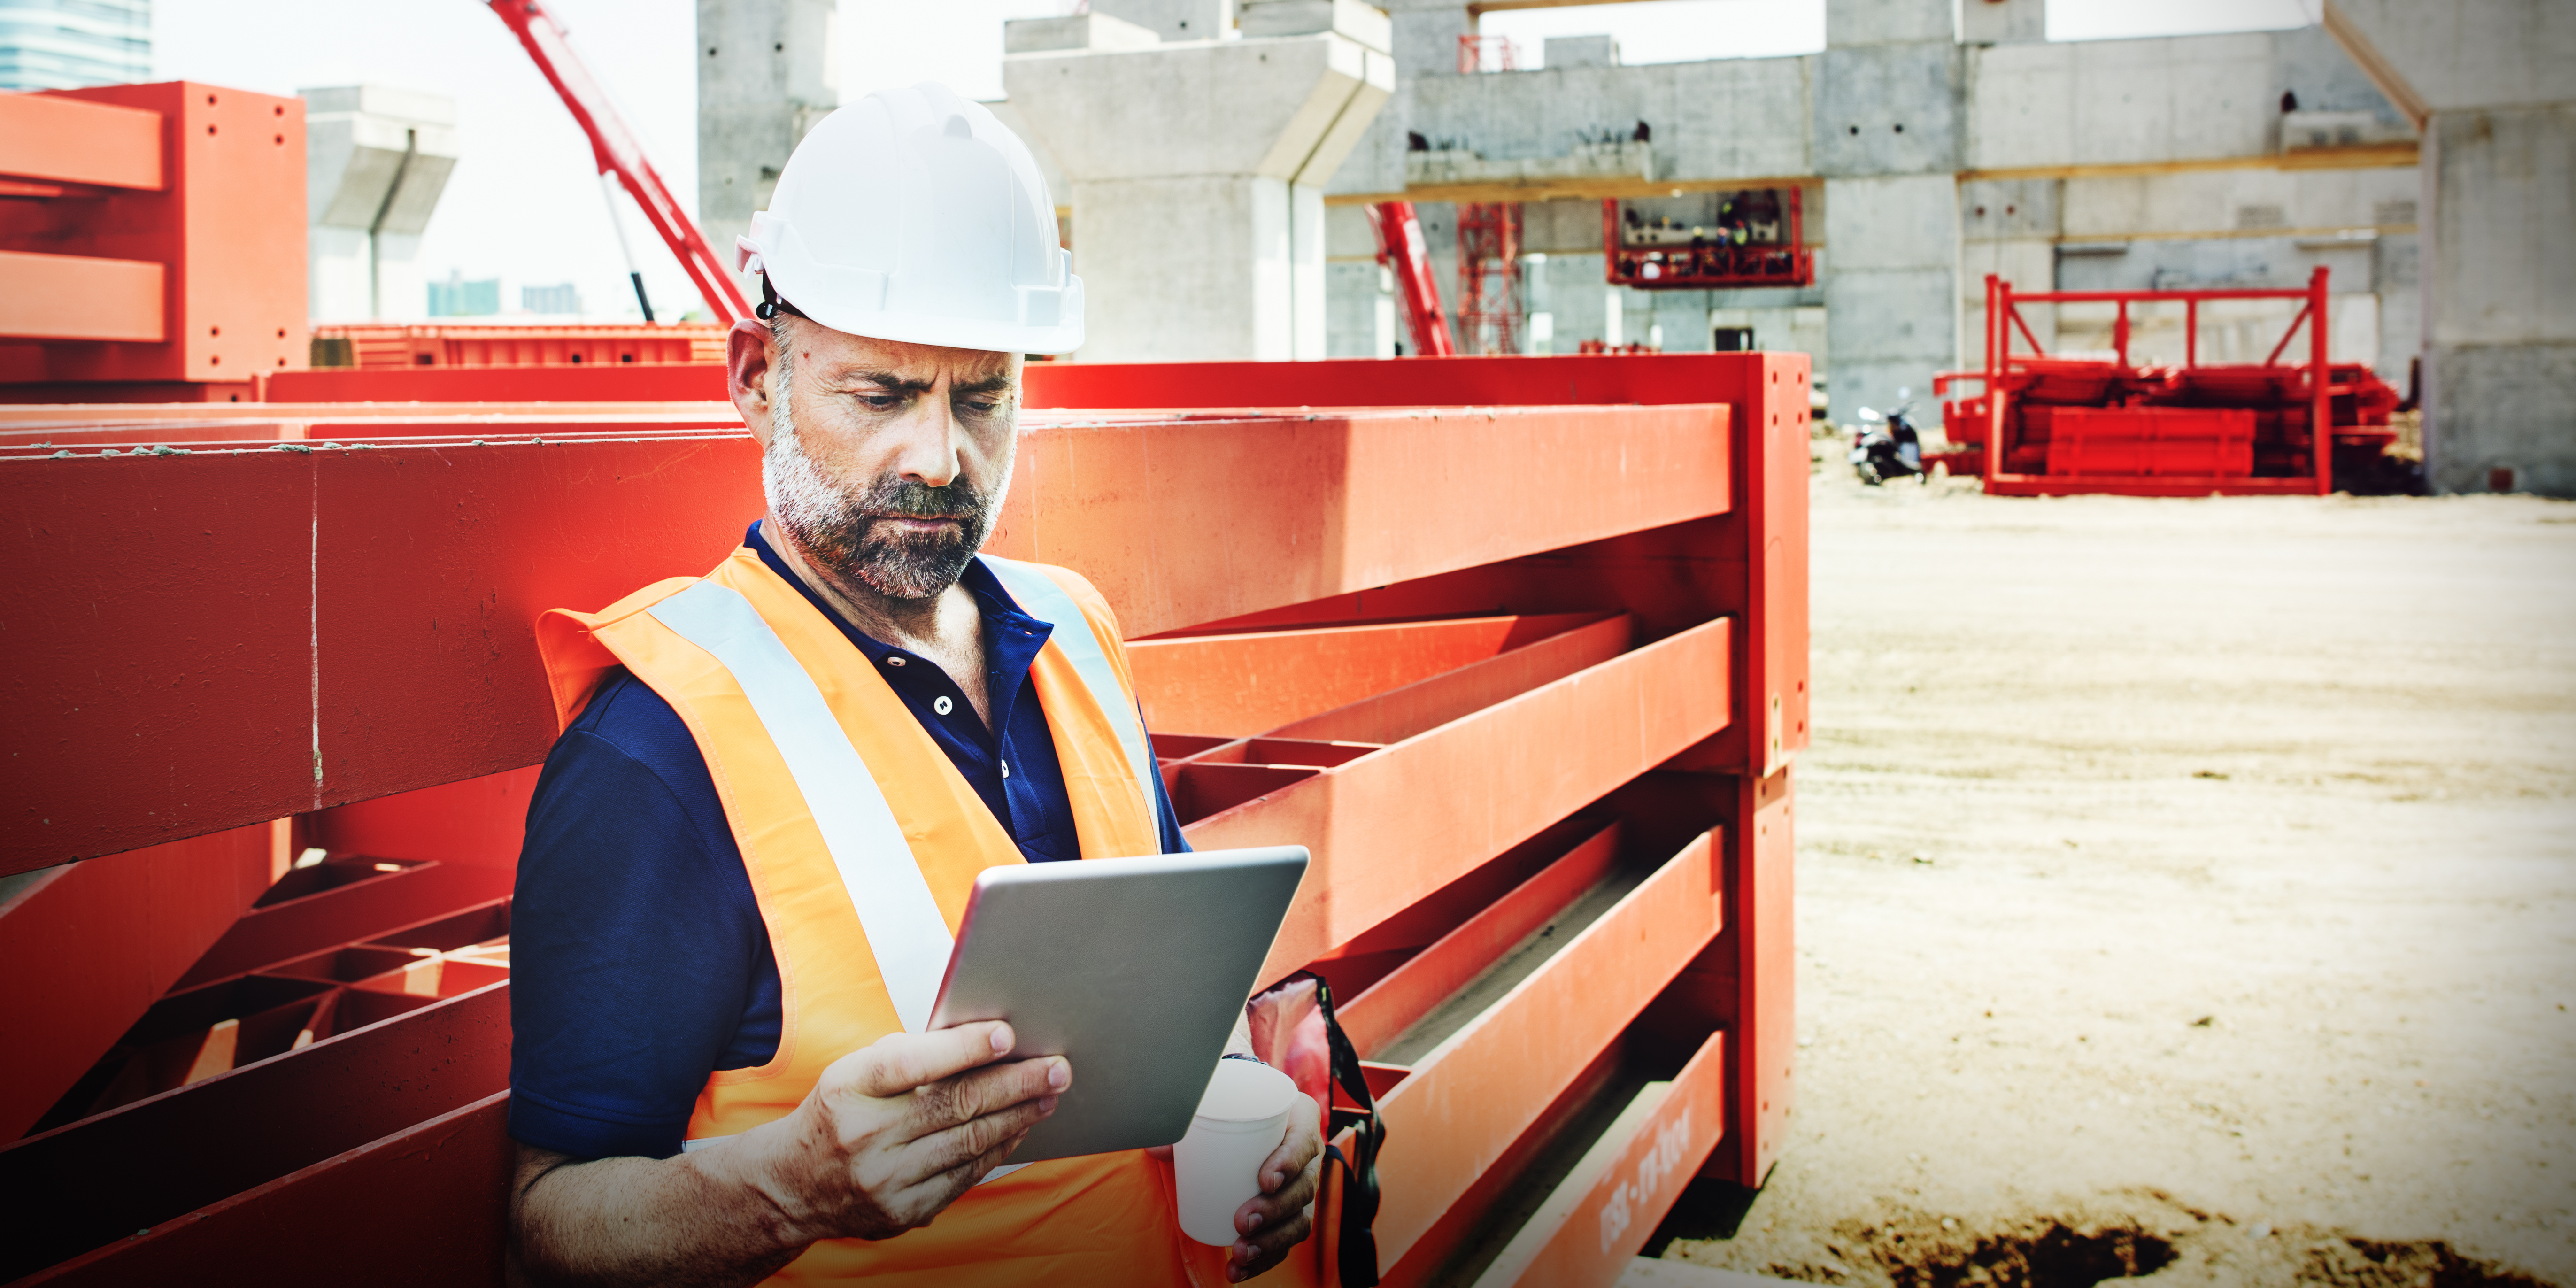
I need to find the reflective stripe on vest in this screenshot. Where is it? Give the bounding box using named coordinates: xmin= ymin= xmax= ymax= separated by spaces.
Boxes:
xmin=645 ymin=580 xmax=955 ymax=1034
xmin=540 ymin=549 xmax=1210 ymax=1285
xmin=980 ymin=555 xmax=1162 ymax=840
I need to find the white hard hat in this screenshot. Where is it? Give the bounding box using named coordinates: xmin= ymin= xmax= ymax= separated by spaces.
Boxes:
xmin=736 ymin=83 xmax=1081 ymax=355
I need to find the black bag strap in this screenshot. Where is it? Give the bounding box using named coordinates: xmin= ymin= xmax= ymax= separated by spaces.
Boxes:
xmin=1286 ymin=971 xmax=1383 ymax=1288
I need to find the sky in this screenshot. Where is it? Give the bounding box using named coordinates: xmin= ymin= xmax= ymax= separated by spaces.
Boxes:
xmin=152 ymin=0 xmax=2316 ymax=324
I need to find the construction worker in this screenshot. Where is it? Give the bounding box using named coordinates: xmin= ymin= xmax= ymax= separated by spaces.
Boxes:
xmin=503 ymin=83 xmax=1322 ymax=1287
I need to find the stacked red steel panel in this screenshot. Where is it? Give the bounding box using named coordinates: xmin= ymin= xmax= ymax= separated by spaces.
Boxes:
xmin=0 ymin=353 xmax=1807 ymax=1287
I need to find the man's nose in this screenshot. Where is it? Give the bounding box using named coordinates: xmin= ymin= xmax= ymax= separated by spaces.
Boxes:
xmin=890 ymin=396 xmax=964 ymax=491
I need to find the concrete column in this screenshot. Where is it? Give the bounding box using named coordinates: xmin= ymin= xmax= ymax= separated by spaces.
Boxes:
xmin=2326 ymin=0 xmax=2576 ymax=495
xmin=303 ymin=86 xmax=458 ymax=322
xmin=1817 ymin=0 xmax=1962 ymax=426
xmin=1959 ymin=0 xmax=2043 ymax=46
xmin=697 ymin=0 xmax=837 ymax=290
xmin=1091 ymin=0 xmax=1234 ymax=43
xmin=1003 ymin=4 xmax=1393 ymax=362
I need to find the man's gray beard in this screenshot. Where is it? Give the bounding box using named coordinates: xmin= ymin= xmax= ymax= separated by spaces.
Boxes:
xmin=761 ymin=378 xmax=1009 ymax=602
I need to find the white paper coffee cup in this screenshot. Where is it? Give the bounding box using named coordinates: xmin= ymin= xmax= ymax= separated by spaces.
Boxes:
xmin=1173 ymin=1059 xmax=1299 ymax=1246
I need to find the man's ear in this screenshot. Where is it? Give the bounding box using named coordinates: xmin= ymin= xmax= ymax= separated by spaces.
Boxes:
xmin=727 ymin=318 xmax=777 ymax=446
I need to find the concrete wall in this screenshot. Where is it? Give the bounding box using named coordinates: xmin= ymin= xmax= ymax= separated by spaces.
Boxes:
xmin=697 ymin=0 xmax=837 ymax=287
xmin=2331 ymin=0 xmax=2576 ymax=494
xmin=1005 ymin=25 xmax=1391 ymax=362
xmin=2423 ymin=104 xmax=2576 ymax=494
xmin=1335 ymin=54 xmax=1813 ymax=197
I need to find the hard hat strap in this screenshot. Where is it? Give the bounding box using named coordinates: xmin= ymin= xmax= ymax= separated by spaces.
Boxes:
xmin=755 ymin=274 xmax=808 ymax=323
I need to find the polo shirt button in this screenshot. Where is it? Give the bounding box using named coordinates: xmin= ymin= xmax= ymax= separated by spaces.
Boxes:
xmin=1001 ymin=761 xmax=1010 ymax=779
xmin=933 ymin=695 xmax=954 ymax=716
xmin=885 ymin=656 xmax=906 ymax=667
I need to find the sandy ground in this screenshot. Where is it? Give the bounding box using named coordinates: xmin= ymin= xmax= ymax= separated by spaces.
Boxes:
xmin=1656 ymin=467 xmax=2576 ymax=1287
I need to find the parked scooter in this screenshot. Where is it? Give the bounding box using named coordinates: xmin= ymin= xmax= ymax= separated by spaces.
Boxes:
xmin=1849 ymin=390 xmax=1925 ymax=486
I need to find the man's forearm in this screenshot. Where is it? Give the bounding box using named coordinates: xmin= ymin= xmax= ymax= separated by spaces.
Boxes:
xmin=509 ymin=1137 xmax=812 ymax=1288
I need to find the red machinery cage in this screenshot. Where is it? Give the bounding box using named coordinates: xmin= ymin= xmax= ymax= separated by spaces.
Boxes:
xmin=1935 ymin=267 xmax=2402 ymax=498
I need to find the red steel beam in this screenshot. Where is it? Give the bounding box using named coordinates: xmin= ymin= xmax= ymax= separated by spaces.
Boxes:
xmin=0 ymin=406 xmax=1727 ymax=874
xmin=1365 ymin=828 xmax=1721 ymax=1272
xmin=0 ymin=251 xmax=163 ymax=342
xmin=1184 ymin=615 xmax=1729 ymax=982
xmin=0 ymin=822 xmax=274 ymax=1140
xmin=0 ymin=982 xmax=510 ymax=1281
xmin=0 ymin=91 xmax=163 ymax=189
xmin=171 ymin=871 xmax=513 ymax=992
xmin=1269 ymin=613 xmax=1633 ymax=746
xmin=1337 ymin=821 xmax=1623 ymax=1056
xmin=1479 ymin=1029 xmax=1728 ymax=1288
xmin=22 ymin=1089 xmax=514 ymax=1287
xmin=1129 ymin=612 xmax=1605 ymax=737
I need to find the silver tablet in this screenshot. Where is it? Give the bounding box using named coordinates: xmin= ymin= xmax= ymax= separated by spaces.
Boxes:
xmin=925 ymin=846 xmax=1309 ymax=1163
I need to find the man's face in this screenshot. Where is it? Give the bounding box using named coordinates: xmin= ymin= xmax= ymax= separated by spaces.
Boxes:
xmin=733 ymin=317 xmax=1022 ymax=602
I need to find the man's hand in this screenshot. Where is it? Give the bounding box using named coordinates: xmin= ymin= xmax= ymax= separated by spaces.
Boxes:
xmin=509 ymin=1021 xmax=1066 ymax=1288
xmin=1223 ymin=1103 xmax=1325 ymax=1282
xmin=765 ymin=1020 xmax=1069 ymax=1242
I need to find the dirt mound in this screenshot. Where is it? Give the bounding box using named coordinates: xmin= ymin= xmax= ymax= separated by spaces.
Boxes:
xmin=1660 ymin=1190 xmax=2567 ymax=1288
xmin=1874 ymin=1216 xmax=2176 ymax=1288
xmin=2301 ymin=1238 xmax=2558 ymax=1288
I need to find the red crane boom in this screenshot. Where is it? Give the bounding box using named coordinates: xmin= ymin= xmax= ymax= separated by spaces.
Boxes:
xmin=1366 ymin=201 xmax=1455 ymax=358
xmin=485 ymin=0 xmax=753 ymax=326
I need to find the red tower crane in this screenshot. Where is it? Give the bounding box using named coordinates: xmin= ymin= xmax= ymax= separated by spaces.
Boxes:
xmin=1456 ymin=202 xmax=1523 ymax=356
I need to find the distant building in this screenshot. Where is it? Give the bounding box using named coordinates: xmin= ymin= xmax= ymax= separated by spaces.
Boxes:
xmin=0 ymin=0 xmax=150 ymax=91
xmin=521 ymin=283 xmax=582 ymax=316
xmin=428 ymin=272 xmax=501 ymax=317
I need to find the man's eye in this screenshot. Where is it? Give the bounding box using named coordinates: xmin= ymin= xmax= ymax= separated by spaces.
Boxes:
xmin=858 ymin=393 xmax=903 ymax=409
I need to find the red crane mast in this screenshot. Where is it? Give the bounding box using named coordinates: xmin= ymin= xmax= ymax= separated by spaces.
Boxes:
xmin=484 ymin=0 xmax=753 ymax=326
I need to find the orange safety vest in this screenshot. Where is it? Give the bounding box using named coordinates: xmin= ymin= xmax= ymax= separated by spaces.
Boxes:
xmin=537 ymin=546 xmax=1222 ymax=1288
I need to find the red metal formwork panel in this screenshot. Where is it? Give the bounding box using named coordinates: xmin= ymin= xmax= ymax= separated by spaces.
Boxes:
xmin=0 ymin=433 xmax=762 ymax=876
xmin=0 ymin=405 xmax=1729 ymax=875
xmin=3 ymin=451 xmax=315 ymax=870
xmin=0 ymin=83 xmax=307 ymax=386
xmin=1 ymin=357 xmax=1805 ymax=1285
xmin=1473 ymin=1030 xmax=1729 ymax=1288
xmin=171 ymin=870 xmax=514 ymax=992
xmin=0 ymin=821 xmax=274 ymax=1139
xmin=988 ymin=404 xmax=1733 ymax=640
xmin=1364 ymin=827 xmax=1719 ymax=1273
xmin=1130 ymin=613 xmax=1611 ymax=739
xmin=0 ymin=983 xmax=511 ymax=1281
xmin=266 ymin=362 xmax=728 ymax=403
xmin=22 ymin=1091 xmax=514 ymax=1287
xmin=1183 ymin=617 xmax=1729 ymax=979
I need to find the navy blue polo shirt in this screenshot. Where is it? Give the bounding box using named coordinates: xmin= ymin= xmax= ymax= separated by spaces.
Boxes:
xmin=507 ymin=522 xmax=1187 ymax=1160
